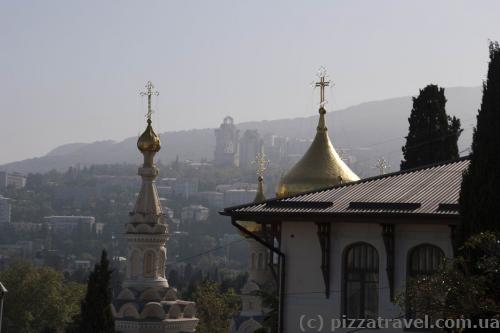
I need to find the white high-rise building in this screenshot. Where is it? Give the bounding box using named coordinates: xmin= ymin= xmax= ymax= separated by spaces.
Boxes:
xmin=214 ymin=116 xmax=239 ymax=167
xmin=113 ymin=82 xmax=198 ymax=333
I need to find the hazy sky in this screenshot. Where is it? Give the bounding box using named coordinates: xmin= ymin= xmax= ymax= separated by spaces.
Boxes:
xmin=1 ymin=0 xmax=499 ymax=164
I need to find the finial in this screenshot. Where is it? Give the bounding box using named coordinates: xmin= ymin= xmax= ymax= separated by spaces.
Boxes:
xmin=253 ymin=152 xmax=269 ymax=181
xmin=140 ymin=81 xmax=159 ymax=123
xmin=374 ymin=158 xmax=390 ymax=175
xmin=314 ymin=67 xmax=331 ymax=132
xmin=137 ymin=81 xmax=161 ymax=154
xmin=315 ymin=67 xmax=331 ymax=108
xmin=252 ymin=152 xmax=268 ymax=203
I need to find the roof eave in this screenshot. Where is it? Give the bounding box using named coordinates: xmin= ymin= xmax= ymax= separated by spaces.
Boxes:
xmin=220 ymin=210 xmax=460 ymax=225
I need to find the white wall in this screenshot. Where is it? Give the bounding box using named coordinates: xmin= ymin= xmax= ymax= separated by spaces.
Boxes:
xmin=280 ymin=221 xmax=453 ymax=333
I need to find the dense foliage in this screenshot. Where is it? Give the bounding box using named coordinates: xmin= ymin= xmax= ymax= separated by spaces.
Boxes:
xmin=459 ymin=42 xmax=500 ymax=240
xmin=405 ymin=42 xmax=500 ymax=333
xmin=0 ymin=261 xmax=85 ymax=333
xmin=72 ymin=250 xmax=114 ymax=333
xmin=401 ymin=84 xmax=462 ymax=170
xmin=192 ymin=279 xmax=240 ymax=333
xmin=402 ymin=233 xmax=500 ymax=326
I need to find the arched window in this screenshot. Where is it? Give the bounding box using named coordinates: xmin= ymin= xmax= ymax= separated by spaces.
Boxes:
xmin=130 ymin=250 xmax=140 ymax=278
xmin=408 ymin=244 xmax=444 ymax=277
xmin=343 ymin=243 xmax=379 ymax=319
xmin=407 ymin=244 xmax=444 ymax=319
xmin=144 ymin=251 xmax=156 ymax=278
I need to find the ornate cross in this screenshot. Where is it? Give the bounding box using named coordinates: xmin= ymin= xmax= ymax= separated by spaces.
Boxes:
xmin=315 ymin=67 xmax=330 ymax=107
xmin=140 ymin=81 xmax=159 ymax=121
xmin=253 ymin=152 xmax=269 ymax=179
xmin=374 ymin=158 xmax=391 ymax=175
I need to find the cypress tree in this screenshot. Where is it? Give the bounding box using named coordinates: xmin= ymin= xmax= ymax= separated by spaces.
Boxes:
xmin=401 ymin=84 xmax=462 ymax=170
xmin=459 ymin=41 xmax=500 ymax=240
xmin=78 ymin=250 xmax=115 ymax=333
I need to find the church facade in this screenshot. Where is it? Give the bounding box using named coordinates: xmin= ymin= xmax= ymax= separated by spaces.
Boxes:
xmin=222 ymin=70 xmax=465 ymax=332
xmin=223 ymin=158 xmax=466 ymax=332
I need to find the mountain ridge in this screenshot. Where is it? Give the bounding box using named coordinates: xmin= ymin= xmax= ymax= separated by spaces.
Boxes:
xmin=1 ymin=86 xmax=482 ymax=176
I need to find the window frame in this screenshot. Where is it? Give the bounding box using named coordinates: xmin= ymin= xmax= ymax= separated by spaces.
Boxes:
xmin=405 ymin=243 xmax=445 ymax=329
xmin=342 ymin=242 xmax=380 ymax=320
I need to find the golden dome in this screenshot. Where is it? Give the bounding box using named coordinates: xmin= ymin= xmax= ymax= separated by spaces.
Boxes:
xmin=137 ymin=119 xmax=161 ymax=153
xmin=238 ymin=176 xmax=266 ymax=237
xmin=276 ymin=107 xmax=359 ymax=198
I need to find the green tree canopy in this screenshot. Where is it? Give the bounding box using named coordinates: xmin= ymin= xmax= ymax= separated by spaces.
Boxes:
xmin=193 ymin=279 xmax=240 ymax=333
xmin=402 ymin=232 xmax=500 ymax=326
xmin=459 ymin=41 xmax=500 ymax=240
xmin=74 ymin=250 xmax=114 ymax=333
xmin=401 ymin=84 xmax=462 ymax=170
xmin=0 ymin=261 xmax=85 ymax=333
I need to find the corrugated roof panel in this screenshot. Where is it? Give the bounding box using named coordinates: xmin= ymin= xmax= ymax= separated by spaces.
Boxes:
xmin=226 ymin=158 xmax=470 ymax=219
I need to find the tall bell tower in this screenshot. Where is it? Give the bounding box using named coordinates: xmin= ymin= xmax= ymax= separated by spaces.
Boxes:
xmin=113 ymin=82 xmax=199 ymax=333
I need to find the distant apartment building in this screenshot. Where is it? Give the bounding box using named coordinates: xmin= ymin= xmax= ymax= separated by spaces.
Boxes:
xmin=181 ymin=205 xmax=210 ymax=224
xmin=157 ymin=186 xmax=173 ymax=198
xmin=195 ymin=191 xmax=225 ymax=209
xmin=159 ymin=177 xmax=177 ymax=186
xmin=73 ymin=260 xmax=92 ymax=271
xmin=0 ymin=241 xmax=34 ymax=266
xmin=0 ymin=171 xmax=27 ymax=189
xmin=263 ymin=134 xmax=288 ymax=164
xmin=34 ymin=249 xmax=66 ymax=271
xmin=239 ymin=129 xmax=263 ymax=169
xmin=0 ymin=195 xmax=11 ymax=224
xmin=163 ymin=206 xmax=175 ymax=219
xmin=216 ymin=182 xmax=257 ymax=193
xmin=11 ymin=222 xmax=44 ymax=233
xmin=43 ymin=215 xmax=95 ymax=235
xmin=95 ymin=222 xmax=104 ymax=235
xmin=172 ymin=178 xmax=199 ymax=199
xmin=224 ymin=189 xmax=257 ymax=207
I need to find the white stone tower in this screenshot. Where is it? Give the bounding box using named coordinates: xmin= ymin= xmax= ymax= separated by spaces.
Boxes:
xmin=113 ymin=81 xmax=199 ymax=333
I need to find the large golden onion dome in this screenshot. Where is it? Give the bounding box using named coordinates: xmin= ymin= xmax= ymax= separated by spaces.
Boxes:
xmin=276 ymin=106 xmax=359 ymax=198
xmin=137 ymin=119 xmax=161 ymax=153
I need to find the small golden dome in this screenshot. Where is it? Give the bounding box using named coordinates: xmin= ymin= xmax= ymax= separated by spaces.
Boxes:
xmin=238 ymin=176 xmax=266 ymax=237
xmin=137 ymin=119 xmax=161 ymax=153
xmin=276 ymin=108 xmax=359 ymax=198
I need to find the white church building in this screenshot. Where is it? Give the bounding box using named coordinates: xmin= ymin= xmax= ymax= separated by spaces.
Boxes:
xmin=222 ymin=71 xmax=465 ymax=332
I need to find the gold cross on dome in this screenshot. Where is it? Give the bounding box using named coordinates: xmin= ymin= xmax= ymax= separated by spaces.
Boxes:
xmin=253 ymin=152 xmax=269 ymax=178
xmin=140 ymin=81 xmax=159 ymax=121
xmin=315 ymin=67 xmax=330 ymax=107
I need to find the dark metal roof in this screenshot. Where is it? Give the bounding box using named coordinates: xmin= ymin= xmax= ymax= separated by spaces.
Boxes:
xmin=221 ymin=157 xmax=470 ymax=223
